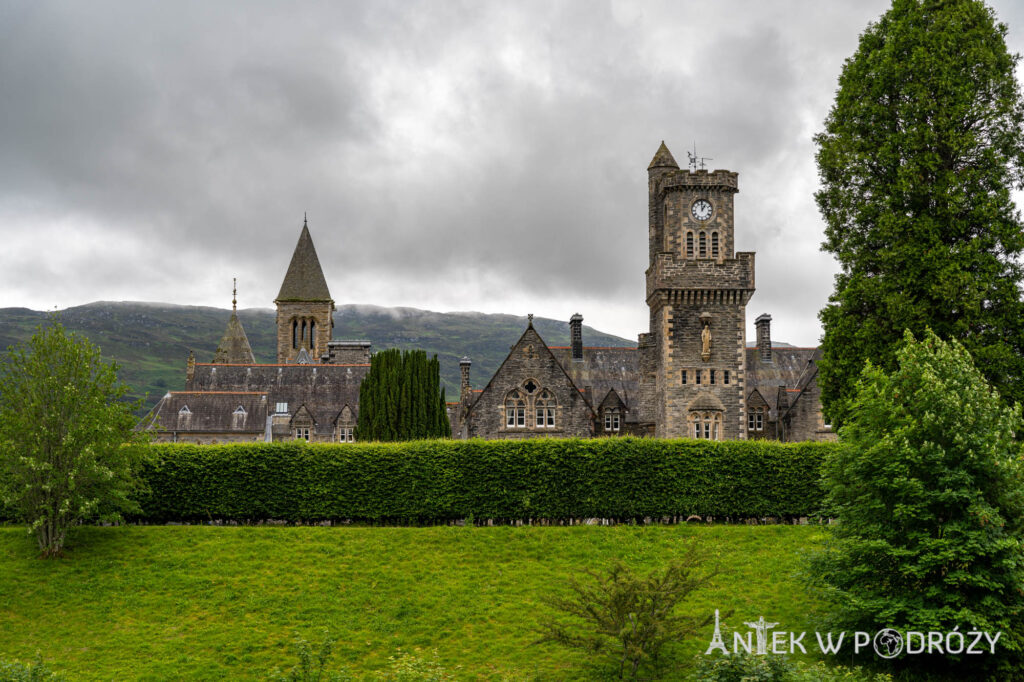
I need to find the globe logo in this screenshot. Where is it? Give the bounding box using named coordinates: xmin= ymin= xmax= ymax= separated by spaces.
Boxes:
xmin=873 ymin=629 xmax=904 ymax=659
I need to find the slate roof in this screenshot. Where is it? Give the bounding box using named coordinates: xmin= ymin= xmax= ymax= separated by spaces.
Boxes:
xmin=276 ymin=222 xmax=333 ymax=302
xmin=142 ymin=391 xmax=269 ymax=434
xmin=549 ymin=346 xmax=640 ymax=421
xmin=745 ymin=347 xmax=821 ymax=419
xmin=212 ymin=311 xmax=256 ymax=364
xmin=187 ymin=363 xmax=368 ymax=437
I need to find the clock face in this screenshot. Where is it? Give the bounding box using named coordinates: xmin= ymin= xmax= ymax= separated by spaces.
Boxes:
xmin=691 ymin=199 xmax=713 ymax=221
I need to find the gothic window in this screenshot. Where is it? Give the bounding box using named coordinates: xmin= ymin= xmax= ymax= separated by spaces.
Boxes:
xmin=699 ymin=232 xmax=707 ymax=258
xmin=535 ymin=390 xmax=555 ymax=427
xmin=301 ymin=320 xmax=307 ymax=345
xmin=231 ymin=405 xmax=247 ymax=429
xmin=177 ymin=405 xmax=192 ymax=430
xmin=681 ymin=369 xmax=687 ymax=384
xmin=686 ymin=232 xmax=694 ymax=258
xmin=711 ymin=232 xmax=719 ymax=258
xmin=523 ymin=379 xmax=537 ymax=394
xmin=604 ymin=409 xmax=620 ymax=432
xmin=292 ymin=320 xmax=298 ymax=349
xmin=723 ymin=370 xmax=730 ymax=385
xmin=505 ymin=390 xmax=526 ymax=428
xmin=310 ymin=320 xmax=316 ymax=349
xmin=747 ymin=407 xmax=765 ymax=431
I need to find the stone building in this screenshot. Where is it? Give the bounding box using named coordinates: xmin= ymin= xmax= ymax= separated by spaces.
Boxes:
xmin=456 ymin=142 xmax=833 ymax=442
xmin=140 ymin=219 xmax=372 ymax=443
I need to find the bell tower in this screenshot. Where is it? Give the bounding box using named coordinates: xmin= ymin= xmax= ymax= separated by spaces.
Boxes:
xmin=641 ymin=142 xmax=755 ymax=439
xmin=275 ymin=216 xmax=335 ymax=363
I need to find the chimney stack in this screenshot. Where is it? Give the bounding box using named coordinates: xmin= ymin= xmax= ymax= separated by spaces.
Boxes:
xmin=755 ymin=314 xmax=772 ymax=363
xmin=459 ymin=356 xmax=472 ymax=402
xmin=570 ymin=313 xmax=584 ymax=361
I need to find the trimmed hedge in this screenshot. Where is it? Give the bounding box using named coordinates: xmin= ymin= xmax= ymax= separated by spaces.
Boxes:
xmin=133 ymin=438 xmax=836 ymax=523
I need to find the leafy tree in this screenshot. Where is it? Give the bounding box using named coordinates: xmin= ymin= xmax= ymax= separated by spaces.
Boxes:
xmin=0 ymin=319 xmax=150 ymax=558
xmin=538 ymin=557 xmax=716 ymax=680
xmin=815 ymin=0 xmax=1024 ymax=426
xmin=809 ymin=330 xmax=1024 ymax=677
xmin=355 ymin=349 xmax=451 ymax=441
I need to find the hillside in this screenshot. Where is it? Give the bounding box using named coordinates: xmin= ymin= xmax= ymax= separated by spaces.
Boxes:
xmin=0 ymin=302 xmax=635 ymax=413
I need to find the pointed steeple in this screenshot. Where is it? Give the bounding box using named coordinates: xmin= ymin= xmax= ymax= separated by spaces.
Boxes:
xmin=276 ymin=218 xmax=333 ymax=302
xmin=213 ymin=280 xmax=256 ymax=364
xmin=648 ymin=141 xmax=679 ymax=171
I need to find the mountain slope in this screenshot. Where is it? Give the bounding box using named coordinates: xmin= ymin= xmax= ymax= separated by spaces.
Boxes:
xmin=0 ymin=302 xmax=635 ymax=413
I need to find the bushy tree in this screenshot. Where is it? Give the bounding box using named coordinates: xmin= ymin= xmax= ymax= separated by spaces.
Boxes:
xmin=355 ymin=349 xmax=451 ymax=441
xmin=810 ymin=330 xmax=1024 ymax=677
xmin=538 ymin=557 xmax=716 ymax=680
xmin=815 ymin=0 xmax=1024 ymax=426
xmin=0 ymin=319 xmax=150 ymax=558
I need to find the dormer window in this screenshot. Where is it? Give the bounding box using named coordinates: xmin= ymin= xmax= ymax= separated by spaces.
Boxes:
xmin=177 ymin=405 xmax=192 ymax=430
xmin=275 ymin=402 xmax=288 ymax=414
xmin=604 ymin=409 xmax=620 ymax=432
xmin=232 ymin=405 xmax=247 ymax=429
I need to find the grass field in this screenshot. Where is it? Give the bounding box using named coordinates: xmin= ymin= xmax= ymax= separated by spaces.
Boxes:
xmin=0 ymin=524 xmax=825 ymax=680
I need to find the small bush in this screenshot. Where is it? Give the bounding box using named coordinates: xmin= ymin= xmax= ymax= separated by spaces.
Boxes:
xmin=267 ymin=631 xmax=351 ymax=682
xmin=0 ymin=655 xmax=64 ymax=682
xmin=538 ymin=550 xmax=717 ymax=680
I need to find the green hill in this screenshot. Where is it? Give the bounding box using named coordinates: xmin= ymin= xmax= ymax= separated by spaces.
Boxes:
xmin=0 ymin=302 xmax=635 ymax=413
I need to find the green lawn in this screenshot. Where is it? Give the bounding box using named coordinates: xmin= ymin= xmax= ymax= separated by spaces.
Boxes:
xmin=0 ymin=525 xmax=825 ymax=680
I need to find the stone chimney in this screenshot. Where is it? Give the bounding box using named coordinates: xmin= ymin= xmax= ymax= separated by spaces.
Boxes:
xmin=186 ymin=349 xmax=196 ymax=389
xmin=570 ymin=313 xmax=584 ymax=361
xmin=755 ymin=314 xmax=772 ymax=363
xmin=459 ymin=356 xmax=472 ymax=402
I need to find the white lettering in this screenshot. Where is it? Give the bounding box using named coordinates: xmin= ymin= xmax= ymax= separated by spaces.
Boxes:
xmin=734 ymin=632 xmax=752 ymax=655
xmin=927 ymin=631 xmax=944 ymax=654
xmin=946 ymin=628 xmax=964 ymax=655
xmin=907 ymin=631 xmax=925 ymax=654
xmin=816 ymin=631 xmax=845 ymax=654
xmin=790 ymin=631 xmax=807 ymax=654
xmin=984 ymin=631 xmax=1002 ymax=654
xmin=771 ymin=631 xmax=787 ymax=654
xmin=966 ymin=631 xmax=985 ymax=654
xmin=854 ymin=631 xmax=870 ymax=653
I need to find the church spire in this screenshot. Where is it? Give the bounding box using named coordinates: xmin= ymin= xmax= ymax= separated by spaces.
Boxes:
xmin=275 ymin=217 xmax=333 ymax=302
xmin=213 ymin=279 xmax=256 ymax=364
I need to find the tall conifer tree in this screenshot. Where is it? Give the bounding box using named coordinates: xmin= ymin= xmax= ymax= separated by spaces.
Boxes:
xmin=815 ymin=0 xmax=1024 ymax=426
xmin=355 ymin=348 xmax=451 ymax=441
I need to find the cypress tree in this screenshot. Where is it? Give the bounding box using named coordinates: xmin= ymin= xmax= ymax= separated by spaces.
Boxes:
xmin=815 ymin=0 xmax=1024 ymax=427
xmin=355 ymin=348 xmax=451 ymax=441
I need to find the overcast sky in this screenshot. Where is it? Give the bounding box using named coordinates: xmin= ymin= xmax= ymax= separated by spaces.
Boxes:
xmin=3 ymin=0 xmax=1024 ymax=345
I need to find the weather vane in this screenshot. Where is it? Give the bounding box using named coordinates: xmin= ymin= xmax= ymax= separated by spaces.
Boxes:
xmin=687 ymin=142 xmax=713 ymax=171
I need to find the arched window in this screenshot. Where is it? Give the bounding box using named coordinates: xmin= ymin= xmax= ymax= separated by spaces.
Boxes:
xmin=699 ymin=232 xmax=707 ymax=258
xmin=686 ymin=232 xmax=694 ymax=258
xmin=690 ymin=411 xmax=722 ymax=440
xmin=535 ymin=390 xmax=556 ymax=428
xmin=310 ymin=320 xmax=316 ymax=350
xmin=711 ymin=232 xmax=719 ymax=258
xmin=231 ymin=405 xmax=246 ymax=429
xmin=292 ymin=320 xmax=298 ymax=349
xmin=301 ymin=320 xmax=307 ymax=344
xmin=505 ymin=390 xmax=526 ymax=428
xmin=177 ymin=405 xmax=192 ymax=430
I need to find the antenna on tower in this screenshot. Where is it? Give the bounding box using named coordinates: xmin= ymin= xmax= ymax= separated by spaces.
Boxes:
xmin=687 ymin=142 xmax=713 ymax=171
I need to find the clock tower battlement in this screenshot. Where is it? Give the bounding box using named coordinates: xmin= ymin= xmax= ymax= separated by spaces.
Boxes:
xmin=640 ymin=141 xmax=754 ymax=440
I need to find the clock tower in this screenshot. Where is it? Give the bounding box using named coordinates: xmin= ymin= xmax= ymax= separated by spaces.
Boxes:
xmin=638 ymin=142 xmax=755 ymax=439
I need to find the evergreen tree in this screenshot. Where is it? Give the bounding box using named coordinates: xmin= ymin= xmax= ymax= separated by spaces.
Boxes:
xmin=355 ymin=348 xmax=450 ymax=441
xmin=810 ymin=330 xmax=1024 ymax=677
xmin=815 ymin=0 xmax=1024 ymax=426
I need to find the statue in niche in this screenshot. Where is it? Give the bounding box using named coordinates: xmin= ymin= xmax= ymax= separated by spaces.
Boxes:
xmin=701 ymin=321 xmax=712 ymax=362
